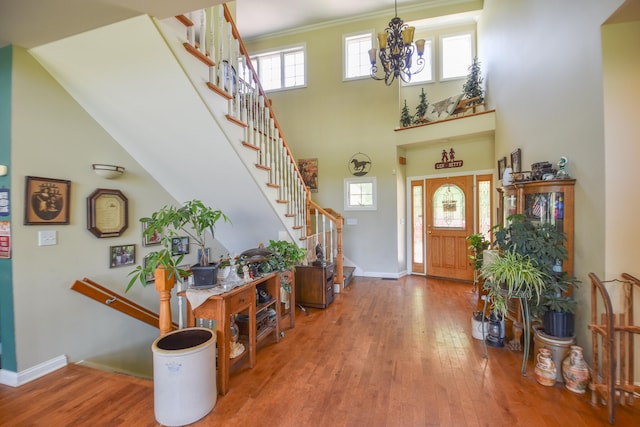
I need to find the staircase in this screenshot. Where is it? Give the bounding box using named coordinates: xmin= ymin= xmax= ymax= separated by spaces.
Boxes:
xmin=29 ymin=3 xmax=345 ymax=286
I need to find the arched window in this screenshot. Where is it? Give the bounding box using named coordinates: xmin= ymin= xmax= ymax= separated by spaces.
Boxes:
xmin=432 ymin=184 xmax=465 ymax=228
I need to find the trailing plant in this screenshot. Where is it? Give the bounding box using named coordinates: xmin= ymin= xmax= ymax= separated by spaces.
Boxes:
xmin=480 ymin=248 xmax=547 ymax=318
xmin=260 ymin=240 xmax=307 ymax=291
xmin=491 ymin=214 xmax=578 ymax=318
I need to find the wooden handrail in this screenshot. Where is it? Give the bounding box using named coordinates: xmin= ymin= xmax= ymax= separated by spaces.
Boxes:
xmin=71 ymin=278 xmax=178 ymax=331
xmin=308 ymin=200 xmax=344 ymax=287
xmin=222 ymin=4 xmax=310 ymax=203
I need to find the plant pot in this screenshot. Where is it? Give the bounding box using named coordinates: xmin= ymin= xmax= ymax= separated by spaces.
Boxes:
xmin=191 ymin=263 xmax=219 ymax=288
xmin=543 ymin=310 xmax=574 ymax=337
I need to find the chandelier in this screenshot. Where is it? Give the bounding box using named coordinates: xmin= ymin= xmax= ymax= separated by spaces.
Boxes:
xmin=369 ymin=0 xmax=425 ymax=85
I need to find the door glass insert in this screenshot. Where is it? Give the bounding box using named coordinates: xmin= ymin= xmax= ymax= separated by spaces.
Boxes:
xmin=433 ymin=184 xmax=465 ymax=228
xmin=412 ymin=184 xmax=424 ymax=264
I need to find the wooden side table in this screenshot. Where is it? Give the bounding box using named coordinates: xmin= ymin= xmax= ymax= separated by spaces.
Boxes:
xmin=182 ymin=273 xmax=280 ymax=395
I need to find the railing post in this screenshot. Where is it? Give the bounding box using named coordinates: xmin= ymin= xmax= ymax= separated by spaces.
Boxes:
xmin=155 ymin=266 xmax=176 ymax=336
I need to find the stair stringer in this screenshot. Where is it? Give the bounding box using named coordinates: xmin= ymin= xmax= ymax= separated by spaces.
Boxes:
xmin=154 ymin=16 xmax=300 ymax=239
xmin=29 ymin=14 xmax=293 ymax=253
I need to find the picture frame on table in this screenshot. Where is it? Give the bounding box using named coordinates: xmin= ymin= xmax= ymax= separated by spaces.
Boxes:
xmin=24 ymin=176 xmax=71 ymax=225
xmin=497 ymin=157 xmax=507 ymax=180
xmin=510 ymin=148 xmax=522 ymax=173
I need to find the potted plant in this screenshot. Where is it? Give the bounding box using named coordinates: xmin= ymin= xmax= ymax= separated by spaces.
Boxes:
xmin=260 ymin=240 xmax=307 ymax=309
xmin=466 ymin=232 xmax=491 ymax=339
xmin=127 ymin=199 xmax=230 ymax=290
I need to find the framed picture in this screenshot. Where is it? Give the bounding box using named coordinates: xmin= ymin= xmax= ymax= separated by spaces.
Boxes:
xmin=171 ymin=236 xmax=189 ymax=255
xmin=110 ymin=244 xmax=136 ymax=268
xmin=510 ymin=148 xmax=522 ymax=173
xmin=143 ymin=254 xmax=154 ymax=283
xmin=197 ymin=247 xmax=210 ymax=263
xmin=142 ymin=221 xmax=162 ymax=246
xmin=87 ymin=188 xmax=128 ymax=238
xmin=24 ymin=176 xmax=71 ymax=225
xmin=298 ymin=158 xmax=318 ymax=192
xmin=497 ymin=157 xmax=507 ymax=180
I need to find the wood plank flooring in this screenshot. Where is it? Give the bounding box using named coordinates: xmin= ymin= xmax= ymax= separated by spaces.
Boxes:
xmin=1 ymin=276 xmax=639 ymax=426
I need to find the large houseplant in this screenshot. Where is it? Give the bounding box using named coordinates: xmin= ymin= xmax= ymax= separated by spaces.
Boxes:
xmin=491 ymin=214 xmax=578 ymax=337
xmin=127 ymin=199 xmax=229 ymax=290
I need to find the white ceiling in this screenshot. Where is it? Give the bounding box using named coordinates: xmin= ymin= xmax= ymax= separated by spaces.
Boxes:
xmin=0 ymin=0 xmax=449 ymax=49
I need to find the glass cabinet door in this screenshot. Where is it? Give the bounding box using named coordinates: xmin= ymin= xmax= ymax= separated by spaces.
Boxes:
xmin=503 ymin=191 xmax=518 ymax=226
xmin=523 ymin=191 xmax=565 ymax=233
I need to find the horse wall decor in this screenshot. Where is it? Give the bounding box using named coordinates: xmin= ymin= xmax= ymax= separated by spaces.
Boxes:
xmin=348 ymin=153 xmax=372 ymax=176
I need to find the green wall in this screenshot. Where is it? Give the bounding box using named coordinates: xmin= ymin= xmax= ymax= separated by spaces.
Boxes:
xmin=0 ymin=45 xmax=16 ymax=372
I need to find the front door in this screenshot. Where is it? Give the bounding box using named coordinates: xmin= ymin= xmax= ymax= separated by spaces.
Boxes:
xmin=425 ymin=175 xmax=474 ymax=281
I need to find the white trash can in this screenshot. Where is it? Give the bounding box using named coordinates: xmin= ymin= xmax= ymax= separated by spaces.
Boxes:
xmin=152 ymin=327 xmax=217 ymax=426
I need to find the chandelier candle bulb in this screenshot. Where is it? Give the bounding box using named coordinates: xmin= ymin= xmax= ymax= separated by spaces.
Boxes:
xmin=402 ymin=26 xmax=415 ymax=44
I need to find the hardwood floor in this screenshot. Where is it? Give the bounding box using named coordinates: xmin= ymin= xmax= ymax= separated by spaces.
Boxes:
xmin=1 ymin=276 xmax=638 ymax=426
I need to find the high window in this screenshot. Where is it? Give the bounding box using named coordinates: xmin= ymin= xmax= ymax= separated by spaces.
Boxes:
xmin=440 ymin=32 xmax=473 ymax=80
xmin=344 ymin=32 xmax=373 ymax=80
xmin=251 ymin=45 xmax=306 ymax=91
xmin=406 ymin=37 xmax=434 ymax=84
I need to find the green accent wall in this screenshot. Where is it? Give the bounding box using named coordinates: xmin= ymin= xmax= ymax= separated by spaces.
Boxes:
xmin=0 ymin=45 xmax=16 ymax=372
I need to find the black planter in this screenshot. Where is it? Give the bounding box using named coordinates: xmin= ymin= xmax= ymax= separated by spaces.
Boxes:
xmin=190 ymin=263 xmax=218 ymax=288
xmin=543 ymin=310 xmax=574 ymax=337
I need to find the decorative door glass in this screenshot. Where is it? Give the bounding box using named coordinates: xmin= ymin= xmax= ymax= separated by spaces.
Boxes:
xmin=432 ymin=184 xmax=465 ymax=228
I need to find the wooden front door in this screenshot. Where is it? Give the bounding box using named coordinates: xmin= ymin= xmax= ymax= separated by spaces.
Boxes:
xmin=425 ymin=175 xmax=474 ymax=281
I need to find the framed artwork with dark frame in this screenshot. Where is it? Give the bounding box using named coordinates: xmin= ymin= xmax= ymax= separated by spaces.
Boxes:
xmin=171 ymin=236 xmax=190 ymax=255
xmin=142 ymin=254 xmax=154 ymax=283
xmin=110 ymin=244 xmax=136 ymax=268
xmin=497 ymin=157 xmax=507 ymax=180
xmin=24 ymin=176 xmax=71 ymax=225
xmin=298 ymin=158 xmax=318 ymax=192
xmin=87 ymin=188 xmax=129 ymax=238
xmin=510 ymin=148 xmax=522 ymax=173
xmin=142 ymin=221 xmax=162 ymax=246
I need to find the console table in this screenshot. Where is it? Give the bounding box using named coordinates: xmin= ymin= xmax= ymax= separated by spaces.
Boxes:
xmin=181 ymin=273 xmax=280 ymax=395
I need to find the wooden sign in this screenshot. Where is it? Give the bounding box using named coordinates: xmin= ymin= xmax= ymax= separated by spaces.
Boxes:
xmin=435 ymin=148 xmax=463 ymax=169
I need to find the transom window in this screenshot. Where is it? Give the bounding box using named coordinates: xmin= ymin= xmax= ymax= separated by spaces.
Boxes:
xmin=251 ymin=45 xmax=306 ymax=91
xmin=344 ymin=32 xmax=373 ymax=80
xmin=440 ymin=32 xmax=473 ymax=80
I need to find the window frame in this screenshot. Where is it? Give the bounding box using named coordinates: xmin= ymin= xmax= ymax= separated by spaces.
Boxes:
xmin=343 ymin=30 xmax=375 ymax=81
xmin=344 ymin=177 xmax=377 ymax=211
xmin=250 ymin=43 xmax=307 ymax=92
xmin=439 ymin=31 xmax=475 ymax=82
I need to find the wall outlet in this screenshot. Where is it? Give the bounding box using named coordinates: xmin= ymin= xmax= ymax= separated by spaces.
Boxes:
xmin=38 ymin=230 xmax=57 ymax=246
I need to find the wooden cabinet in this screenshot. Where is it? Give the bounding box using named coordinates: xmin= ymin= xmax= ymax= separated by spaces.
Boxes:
xmin=295 ymin=263 xmax=334 ymax=309
xmin=497 ymin=179 xmax=575 ymax=349
xmin=497 ymin=179 xmax=575 ymax=276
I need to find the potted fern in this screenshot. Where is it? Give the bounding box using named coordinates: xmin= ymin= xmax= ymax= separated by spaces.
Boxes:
xmin=127 ymin=199 xmax=230 ymax=290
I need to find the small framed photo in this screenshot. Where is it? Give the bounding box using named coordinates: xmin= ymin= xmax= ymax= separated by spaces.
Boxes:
xmin=110 ymin=244 xmax=136 ymax=268
xmin=197 ymin=247 xmax=210 ymax=263
xmin=143 ymin=254 xmax=154 ymax=283
xmin=171 ymin=236 xmax=189 ymax=255
xmin=142 ymin=221 xmax=162 ymax=246
xmin=497 ymin=157 xmax=507 ymax=179
xmin=510 ymin=148 xmax=522 ymax=173
xmin=24 ymin=176 xmax=71 ymax=225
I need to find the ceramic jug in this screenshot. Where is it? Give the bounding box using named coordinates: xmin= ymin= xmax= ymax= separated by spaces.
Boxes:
xmin=562 ymin=345 xmax=590 ymax=393
xmin=534 ymin=348 xmax=556 ymax=386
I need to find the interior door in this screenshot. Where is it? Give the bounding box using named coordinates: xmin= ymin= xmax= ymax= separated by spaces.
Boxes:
xmin=425 ymin=175 xmax=474 ymax=281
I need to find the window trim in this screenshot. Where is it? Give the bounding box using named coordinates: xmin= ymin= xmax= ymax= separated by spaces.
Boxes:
xmin=343 ymin=30 xmax=375 ymax=82
xmin=439 ymin=31 xmax=475 ymax=82
xmin=344 ymin=177 xmax=377 ymax=211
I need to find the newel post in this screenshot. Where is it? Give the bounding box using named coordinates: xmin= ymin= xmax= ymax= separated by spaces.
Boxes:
xmin=155 ymin=266 xmax=176 ymax=336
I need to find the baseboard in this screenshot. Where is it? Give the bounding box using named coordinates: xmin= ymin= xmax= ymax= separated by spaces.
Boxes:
xmin=0 ymin=354 xmax=68 ymax=387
